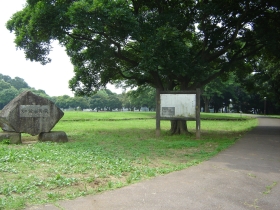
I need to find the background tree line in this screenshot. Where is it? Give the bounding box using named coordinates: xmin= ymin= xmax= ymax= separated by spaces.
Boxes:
xmin=0 ymin=73 xmax=156 ymax=111
xmin=51 ymin=87 xmax=156 ymax=111
xmin=201 ymin=74 xmax=280 ymax=114
xmin=1 ymin=73 xmax=279 ymax=114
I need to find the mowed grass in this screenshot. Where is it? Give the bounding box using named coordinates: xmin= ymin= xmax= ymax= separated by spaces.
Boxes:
xmin=61 ymin=111 xmax=247 ymax=121
xmin=0 ymin=112 xmax=257 ymax=209
xmin=201 ymin=112 xmax=248 ymax=119
xmin=61 ymin=111 xmax=156 ymax=121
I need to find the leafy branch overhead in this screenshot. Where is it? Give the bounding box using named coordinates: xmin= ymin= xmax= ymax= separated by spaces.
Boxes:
xmin=6 ymin=0 xmax=280 ymax=95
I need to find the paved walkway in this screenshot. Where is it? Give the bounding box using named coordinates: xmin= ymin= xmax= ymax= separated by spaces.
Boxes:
xmin=27 ymin=117 xmax=280 ymax=210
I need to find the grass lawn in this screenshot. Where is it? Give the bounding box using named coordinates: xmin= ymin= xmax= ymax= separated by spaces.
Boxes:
xmin=0 ymin=111 xmax=257 ymax=209
xmin=268 ymin=115 xmax=280 ymax=119
xmin=61 ymin=111 xmax=249 ymax=121
xmin=61 ymin=111 xmax=157 ymax=121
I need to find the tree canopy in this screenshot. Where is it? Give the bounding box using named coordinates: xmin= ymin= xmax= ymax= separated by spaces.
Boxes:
xmin=6 ymin=0 xmax=280 ymax=95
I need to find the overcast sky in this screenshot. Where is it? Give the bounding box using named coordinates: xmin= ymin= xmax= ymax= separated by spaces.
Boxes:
xmin=0 ymin=1 xmax=122 ymax=97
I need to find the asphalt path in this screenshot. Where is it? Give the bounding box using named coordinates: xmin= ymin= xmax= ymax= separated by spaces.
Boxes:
xmin=27 ymin=117 xmax=280 ymax=210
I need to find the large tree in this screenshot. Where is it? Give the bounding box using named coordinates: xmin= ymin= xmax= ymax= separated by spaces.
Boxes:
xmin=6 ymin=0 xmax=280 ymax=133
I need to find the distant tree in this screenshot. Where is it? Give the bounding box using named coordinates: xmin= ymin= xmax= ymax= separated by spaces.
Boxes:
xmin=0 ymin=80 xmax=20 ymax=109
xmin=19 ymin=88 xmax=50 ymax=99
xmin=0 ymin=87 xmax=19 ymax=109
xmin=202 ymin=75 xmax=236 ymax=113
xmin=127 ymin=86 xmax=156 ymax=111
xmin=88 ymin=91 xmax=108 ymax=111
xmin=0 ymin=74 xmax=52 ymax=107
xmin=0 ymin=80 xmax=12 ymax=91
xmin=239 ymin=56 xmax=280 ymax=114
xmin=120 ymin=92 xmax=133 ymax=111
xmin=55 ymin=95 xmax=71 ymax=109
xmin=9 ymin=77 xmax=29 ymax=90
xmin=0 ymin=74 xmax=12 ymax=84
xmin=104 ymin=89 xmax=115 ymax=96
xmin=0 ymin=74 xmax=30 ymax=90
xmin=67 ymin=97 xmax=89 ymax=109
xmin=106 ymin=95 xmax=122 ymax=111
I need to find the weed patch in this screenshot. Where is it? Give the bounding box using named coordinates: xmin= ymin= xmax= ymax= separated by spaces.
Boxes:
xmin=263 ymin=182 xmax=278 ymax=194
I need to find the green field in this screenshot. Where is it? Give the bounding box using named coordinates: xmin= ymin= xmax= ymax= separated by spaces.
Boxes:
xmin=0 ymin=112 xmax=257 ymax=209
xmin=61 ymin=111 xmax=248 ymax=121
xmin=60 ymin=111 xmax=156 ymax=121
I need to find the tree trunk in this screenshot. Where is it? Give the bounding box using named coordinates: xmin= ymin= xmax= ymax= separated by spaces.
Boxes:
xmin=170 ymin=120 xmax=189 ymax=135
xmin=204 ymin=98 xmax=210 ymax=113
xmin=202 ymin=96 xmax=210 ymax=113
xmin=204 ymin=100 xmax=210 ymax=113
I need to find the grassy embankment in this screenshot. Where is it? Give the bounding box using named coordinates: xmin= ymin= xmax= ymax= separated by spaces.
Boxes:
xmin=0 ymin=112 xmax=257 ymax=209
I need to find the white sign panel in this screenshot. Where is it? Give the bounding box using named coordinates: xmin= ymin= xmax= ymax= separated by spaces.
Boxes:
xmin=160 ymin=94 xmax=196 ymax=118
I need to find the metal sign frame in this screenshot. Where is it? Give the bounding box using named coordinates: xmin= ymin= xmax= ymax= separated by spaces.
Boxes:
xmin=156 ymin=89 xmax=201 ymax=139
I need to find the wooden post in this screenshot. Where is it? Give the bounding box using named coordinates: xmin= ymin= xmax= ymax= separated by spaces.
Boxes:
xmin=196 ymin=88 xmax=201 ymax=139
xmin=156 ymin=88 xmax=161 ymax=137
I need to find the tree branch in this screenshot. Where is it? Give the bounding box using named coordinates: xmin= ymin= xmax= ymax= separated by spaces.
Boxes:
xmin=67 ymin=30 xmax=139 ymax=67
xmin=88 ymin=29 xmax=139 ymax=67
xmin=150 ymin=71 xmax=164 ymax=91
xmin=66 ymin=32 xmax=94 ymax=42
xmin=200 ymin=7 xmax=251 ymax=63
xmin=191 ymin=43 xmax=264 ymax=89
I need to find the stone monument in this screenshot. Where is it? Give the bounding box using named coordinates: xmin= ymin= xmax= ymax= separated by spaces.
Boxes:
xmin=0 ymin=91 xmax=68 ymax=143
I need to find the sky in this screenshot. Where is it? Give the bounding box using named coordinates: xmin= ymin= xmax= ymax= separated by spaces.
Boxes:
xmin=0 ymin=1 xmax=123 ymax=97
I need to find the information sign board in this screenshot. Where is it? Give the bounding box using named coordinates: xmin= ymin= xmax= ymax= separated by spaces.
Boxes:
xmin=160 ymin=94 xmax=196 ymax=119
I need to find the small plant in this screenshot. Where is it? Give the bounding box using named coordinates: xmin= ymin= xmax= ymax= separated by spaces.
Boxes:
xmin=126 ymin=175 xmax=132 ymax=184
xmin=107 ymin=181 xmax=113 ymax=188
xmin=247 ymin=173 xmax=256 ymax=178
xmin=263 ymin=182 xmax=277 ymax=194
xmin=47 ymin=192 xmax=60 ymax=200
xmin=1 ymin=139 xmax=10 ymax=145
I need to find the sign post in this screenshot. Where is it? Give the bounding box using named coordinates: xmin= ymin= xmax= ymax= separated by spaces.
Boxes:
xmin=195 ymin=88 xmax=201 ymax=139
xmin=156 ymin=88 xmax=161 ymax=137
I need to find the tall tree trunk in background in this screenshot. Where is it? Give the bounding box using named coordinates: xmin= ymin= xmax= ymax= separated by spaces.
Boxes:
xmin=202 ymin=96 xmax=210 ymax=113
